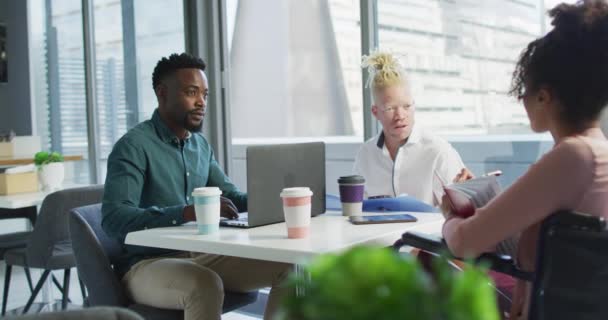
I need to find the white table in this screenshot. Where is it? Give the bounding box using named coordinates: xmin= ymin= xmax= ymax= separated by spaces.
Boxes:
xmin=0 ymin=183 xmax=88 ymax=209
xmin=126 ymin=211 xmax=445 ymax=264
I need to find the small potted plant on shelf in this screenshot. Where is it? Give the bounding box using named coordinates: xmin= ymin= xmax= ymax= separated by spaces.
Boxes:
xmin=34 ymin=151 xmax=64 ymax=191
xmin=280 ymin=246 xmax=499 ymax=320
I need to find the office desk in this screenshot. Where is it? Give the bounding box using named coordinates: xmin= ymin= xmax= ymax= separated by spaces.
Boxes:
xmin=126 ymin=211 xmax=444 ymax=264
xmin=0 ymin=155 xmax=84 ymax=167
xmin=0 ymin=183 xmax=89 ymax=227
xmin=0 ymin=183 xmax=89 ymax=210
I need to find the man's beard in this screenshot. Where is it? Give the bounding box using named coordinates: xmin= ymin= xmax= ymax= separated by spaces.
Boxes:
xmin=183 ymin=112 xmax=204 ymax=132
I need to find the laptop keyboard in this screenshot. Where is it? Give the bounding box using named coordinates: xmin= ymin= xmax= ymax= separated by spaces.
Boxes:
xmin=221 ymin=213 xmax=249 ymax=227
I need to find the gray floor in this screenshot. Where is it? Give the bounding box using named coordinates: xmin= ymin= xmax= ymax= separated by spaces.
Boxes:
xmin=0 ymin=261 xmax=262 ymax=319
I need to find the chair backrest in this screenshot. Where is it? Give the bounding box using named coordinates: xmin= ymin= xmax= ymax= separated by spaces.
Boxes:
xmin=529 ymin=210 xmax=608 ymax=320
xmin=25 ymin=185 xmax=105 ymax=268
xmin=69 ymin=204 xmax=129 ymax=307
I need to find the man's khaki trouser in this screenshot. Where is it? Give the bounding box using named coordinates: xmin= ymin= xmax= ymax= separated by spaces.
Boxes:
xmin=122 ymin=253 xmax=292 ymax=320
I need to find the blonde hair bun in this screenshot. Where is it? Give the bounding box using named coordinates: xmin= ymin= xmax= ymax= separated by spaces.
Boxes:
xmin=361 ymin=51 xmax=406 ymax=89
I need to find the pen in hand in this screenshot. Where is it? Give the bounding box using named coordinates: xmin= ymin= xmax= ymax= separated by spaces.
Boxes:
xmin=482 ymin=170 xmax=502 ymax=177
xmin=453 ymin=168 xmax=475 ymax=183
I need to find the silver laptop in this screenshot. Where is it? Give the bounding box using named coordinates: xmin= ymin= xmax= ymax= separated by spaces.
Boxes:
xmin=220 ymin=142 xmax=326 ymax=228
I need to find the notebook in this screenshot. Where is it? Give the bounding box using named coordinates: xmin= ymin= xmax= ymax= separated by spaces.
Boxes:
xmin=442 ymin=175 xmax=501 ymax=218
xmin=436 ymin=172 xmax=515 ymax=256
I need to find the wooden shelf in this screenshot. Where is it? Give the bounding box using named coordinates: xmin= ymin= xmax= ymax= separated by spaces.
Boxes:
xmin=0 ymin=155 xmax=84 ymax=166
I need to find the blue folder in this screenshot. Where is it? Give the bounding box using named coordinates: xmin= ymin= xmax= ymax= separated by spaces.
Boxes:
xmin=326 ymin=194 xmax=438 ymax=213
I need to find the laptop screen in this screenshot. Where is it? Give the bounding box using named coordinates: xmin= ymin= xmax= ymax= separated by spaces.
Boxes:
xmin=244 ymin=142 xmax=326 ymax=227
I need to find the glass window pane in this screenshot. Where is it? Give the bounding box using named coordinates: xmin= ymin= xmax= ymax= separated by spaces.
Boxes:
xmin=227 ymin=0 xmax=363 ymax=142
xmin=32 ymin=0 xmax=185 ymax=183
xmin=377 ymin=0 xmax=550 ymax=135
xmin=92 ymin=0 xmax=184 ymax=180
xmin=31 ymin=0 xmax=91 ymax=184
xmin=93 ymin=0 xmax=130 ymax=163
xmin=133 ymin=1 xmax=185 ymax=121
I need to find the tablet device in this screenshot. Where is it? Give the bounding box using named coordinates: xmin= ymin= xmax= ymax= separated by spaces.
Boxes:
xmin=349 ymin=214 xmax=418 ymax=225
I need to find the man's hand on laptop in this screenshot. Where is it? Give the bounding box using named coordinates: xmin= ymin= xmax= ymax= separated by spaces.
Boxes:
xmin=183 ymin=205 xmax=196 ymax=222
xmin=220 ymin=196 xmax=239 ymax=220
xmin=181 ymin=197 xmax=238 ymax=222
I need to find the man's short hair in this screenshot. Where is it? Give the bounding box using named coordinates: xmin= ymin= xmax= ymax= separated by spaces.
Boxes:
xmin=152 ymin=53 xmax=207 ymax=90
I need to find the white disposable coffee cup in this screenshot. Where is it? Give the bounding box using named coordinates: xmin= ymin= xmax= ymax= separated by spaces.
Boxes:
xmin=280 ymin=187 xmax=313 ymax=239
xmin=192 ymin=187 xmax=222 ymax=235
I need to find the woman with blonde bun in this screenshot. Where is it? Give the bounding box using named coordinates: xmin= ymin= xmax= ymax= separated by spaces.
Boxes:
xmin=353 ymin=51 xmax=470 ymax=206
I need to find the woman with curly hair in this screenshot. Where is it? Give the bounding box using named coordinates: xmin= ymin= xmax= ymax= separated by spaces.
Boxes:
xmin=442 ymin=1 xmax=608 ymax=318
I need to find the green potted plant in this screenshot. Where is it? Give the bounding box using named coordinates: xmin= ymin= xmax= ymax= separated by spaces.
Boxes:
xmin=281 ymin=246 xmax=499 ymax=320
xmin=34 ymin=151 xmax=64 ymax=191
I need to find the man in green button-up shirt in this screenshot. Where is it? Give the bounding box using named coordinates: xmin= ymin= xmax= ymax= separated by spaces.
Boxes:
xmin=102 ymin=53 xmax=290 ymax=320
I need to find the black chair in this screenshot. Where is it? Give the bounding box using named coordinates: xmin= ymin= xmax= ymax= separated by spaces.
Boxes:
xmin=2 ymin=186 xmax=105 ymax=315
xmin=0 ymin=207 xmax=38 ymax=293
xmin=0 ymin=208 xmax=37 ymax=258
xmin=0 ymin=209 xmax=75 ymax=302
xmin=396 ymin=210 xmax=608 ymax=320
xmin=69 ymin=204 xmax=259 ymax=320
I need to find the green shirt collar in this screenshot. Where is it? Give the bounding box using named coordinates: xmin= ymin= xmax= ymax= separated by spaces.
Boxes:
xmin=152 ymin=109 xmax=192 ymax=145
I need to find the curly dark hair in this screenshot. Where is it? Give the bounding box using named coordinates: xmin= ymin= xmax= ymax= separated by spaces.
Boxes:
xmin=510 ymin=0 xmax=608 ymax=126
xmin=152 ymin=53 xmax=206 ymax=90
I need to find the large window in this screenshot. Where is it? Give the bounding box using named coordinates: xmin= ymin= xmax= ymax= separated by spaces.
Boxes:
xmin=376 ymin=0 xmax=568 ymax=136
xmin=92 ymin=0 xmax=185 ymax=179
xmin=31 ymin=0 xmax=185 ymax=183
xmin=377 ymin=0 xmax=542 ymax=135
xmin=226 ymin=0 xmax=363 ymax=142
xmin=29 ymin=0 xmax=579 ymax=187
xmin=31 ymin=0 xmax=91 ymax=183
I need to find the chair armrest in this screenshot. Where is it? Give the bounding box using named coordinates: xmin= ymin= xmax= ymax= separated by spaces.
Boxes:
xmin=476 ymin=253 xmax=534 ymax=281
xmin=548 ymin=210 xmax=606 ymax=231
xmin=400 ymin=231 xmax=535 ymax=281
xmin=400 ymin=231 xmax=448 ymax=254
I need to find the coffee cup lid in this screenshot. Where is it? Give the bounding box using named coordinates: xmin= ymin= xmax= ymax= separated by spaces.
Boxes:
xmin=338 ymin=175 xmax=365 ymax=184
xmin=192 ymin=187 xmax=222 ymax=197
xmin=280 ymin=187 xmax=313 ymax=198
